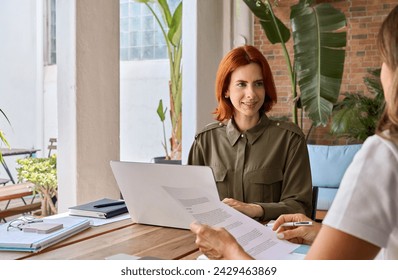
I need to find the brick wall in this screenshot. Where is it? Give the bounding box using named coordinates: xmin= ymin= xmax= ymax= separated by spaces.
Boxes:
xmin=253 ymin=0 xmax=397 ymax=144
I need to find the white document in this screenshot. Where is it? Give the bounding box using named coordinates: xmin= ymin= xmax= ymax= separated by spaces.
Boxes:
xmin=162 ymin=186 xmax=300 ymax=260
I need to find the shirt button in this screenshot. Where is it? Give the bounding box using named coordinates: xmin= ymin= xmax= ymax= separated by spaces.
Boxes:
xmin=241 ymin=134 xmax=244 ymax=138
xmin=277 ymin=122 xmax=280 ymax=126
xmin=219 ymin=122 xmax=223 ymax=126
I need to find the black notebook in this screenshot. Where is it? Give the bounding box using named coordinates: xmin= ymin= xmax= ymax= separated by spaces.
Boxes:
xmin=68 ymin=198 xmax=128 ymax=219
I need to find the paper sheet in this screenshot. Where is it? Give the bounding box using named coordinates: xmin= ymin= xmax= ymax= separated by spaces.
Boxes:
xmin=162 ymin=185 xmax=299 ymax=260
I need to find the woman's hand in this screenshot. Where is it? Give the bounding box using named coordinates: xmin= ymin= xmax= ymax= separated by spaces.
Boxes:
xmin=190 ymin=222 xmax=253 ymax=260
xmin=222 ymin=198 xmax=264 ymax=218
xmin=272 ymin=213 xmax=321 ymax=245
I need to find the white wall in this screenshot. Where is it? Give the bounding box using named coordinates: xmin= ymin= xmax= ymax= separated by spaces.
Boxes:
xmin=120 ymin=60 xmax=170 ymax=162
xmin=0 ymin=0 xmax=42 ymax=182
xmin=43 ymin=65 xmax=58 ymax=149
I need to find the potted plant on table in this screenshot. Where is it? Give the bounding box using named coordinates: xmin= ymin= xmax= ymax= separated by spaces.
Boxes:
xmin=16 ymin=154 xmax=58 ymax=216
xmin=135 ymin=0 xmax=182 ymax=162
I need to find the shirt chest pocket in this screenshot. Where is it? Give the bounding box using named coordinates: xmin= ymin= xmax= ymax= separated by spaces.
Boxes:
xmin=211 ymin=165 xmax=229 ymax=199
xmin=246 ymin=168 xmax=283 ymax=202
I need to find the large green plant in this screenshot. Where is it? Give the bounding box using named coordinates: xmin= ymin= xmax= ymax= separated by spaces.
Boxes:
xmin=243 ymin=0 xmax=347 ymax=128
xmin=330 ymin=69 xmax=385 ymax=142
xmin=17 ymin=155 xmax=58 ymax=216
xmin=135 ymin=0 xmax=182 ymax=160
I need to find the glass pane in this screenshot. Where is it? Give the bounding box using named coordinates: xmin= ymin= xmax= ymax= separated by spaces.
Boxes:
xmin=129 ymin=31 xmax=141 ymax=47
xmin=120 ymin=18 xmax=129 ymax=33
xmin=142 ymin=31 xmax=154 ymax=46
xmin=154 ymin=45 xmax=167 ymax=59
xmin=142 ymin=46 xmax=154 ymax=59
xmin=51 ymin=52 xmax=56 ymax=64
xmin=129 ymin=2 xmax=140 ymax=16
xmin=51 ymin=38 xmax=56 ymax=50
xmin=129 ymin=47 xmax=141 ymax=60
xmin=120 ymin=3 xmax=128 ymax=18
xmin=119 ymin=0 xmax=179 ymax=61
xmin=142 ymin=15 xmax=154 ymax=31
xmin=142 ymin=4 xmax=152 ymax=16
xmin=169 ymin=0 xmax=180 ymax=12
xmin=120 ymin=48 xmax=128 ymax=61
xmin=129 ymin=17 xmax=140 ymax=31
xmin=155 ymin=30 xmax=165 ymax=45
xmin=120 ymin=33 xmax=129 ymax=48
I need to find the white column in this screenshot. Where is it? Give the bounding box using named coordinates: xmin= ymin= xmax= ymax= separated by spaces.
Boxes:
xmin=182 ymin=0 xmax=225 ymax=164
xmin=35 ymin=0 xmax=45 ymax=156
xmin=57 ymin=0 xmax=120 ymax=211
xmin=233 ymin=0 xmax=253 ymax=47
xmin=181 ymin=0 xmax=253 ymax=164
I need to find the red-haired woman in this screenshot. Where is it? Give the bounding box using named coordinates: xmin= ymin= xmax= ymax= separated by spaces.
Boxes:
xmin=188 ymin=45 xmax=312 ymax=222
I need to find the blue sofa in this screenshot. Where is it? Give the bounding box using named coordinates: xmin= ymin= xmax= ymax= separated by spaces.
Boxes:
xmin=307 ymin=144 xmax=362 ymax=211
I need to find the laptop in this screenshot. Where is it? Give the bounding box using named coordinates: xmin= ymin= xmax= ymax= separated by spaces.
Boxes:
xmin=110 ymin=161 xmax=220 ymax=229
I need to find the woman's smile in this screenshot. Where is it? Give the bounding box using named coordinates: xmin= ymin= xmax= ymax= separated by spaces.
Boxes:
xmin=226 ymin=62 xmax=265 ymax=130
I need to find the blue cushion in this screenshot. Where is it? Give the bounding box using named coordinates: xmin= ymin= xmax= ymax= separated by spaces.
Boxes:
xmin=317 ymin=188 xmax=338 ymax=210
xmin=307 ymin=144 xmax=362 ymax=188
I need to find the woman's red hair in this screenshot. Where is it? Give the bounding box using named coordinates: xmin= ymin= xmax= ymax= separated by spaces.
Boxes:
xmin=214 ymin=45 xmax=277 ymax=121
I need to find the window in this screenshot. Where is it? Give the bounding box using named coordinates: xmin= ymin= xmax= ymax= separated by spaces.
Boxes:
xmin=120 ymin=0 xmax=180 ymax=61
xmin=44 ymin=0 xmax=56 ymax=65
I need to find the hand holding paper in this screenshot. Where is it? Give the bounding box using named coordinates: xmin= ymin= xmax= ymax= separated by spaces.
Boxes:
xmin=162 ymin=185 xmax=299 ymax=260
xmin=190 ymin=222 xmax=252 ymax=260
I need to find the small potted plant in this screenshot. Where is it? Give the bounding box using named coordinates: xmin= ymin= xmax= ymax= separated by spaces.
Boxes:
xmin=16 ymin=154 xmax=58 ymax=216
xmin=154 ymin=99 xmax=181 ymax=164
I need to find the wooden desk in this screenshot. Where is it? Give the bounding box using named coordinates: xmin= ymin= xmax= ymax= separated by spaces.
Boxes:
xmin=0 ymin=148 xmax=40 ymax=184
xmin=0 ymin=218 xmax=199 ymax=260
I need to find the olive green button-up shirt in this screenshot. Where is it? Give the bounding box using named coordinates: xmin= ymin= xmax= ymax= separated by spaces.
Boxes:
xmin=188 ymin=115 xmax=312 ymax=221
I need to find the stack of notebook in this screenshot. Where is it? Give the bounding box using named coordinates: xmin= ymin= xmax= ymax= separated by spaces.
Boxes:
xmin=0 ymin=216 xmax=90 ymax=252
xmin=68 ymin=198 xmax=128 ymax=219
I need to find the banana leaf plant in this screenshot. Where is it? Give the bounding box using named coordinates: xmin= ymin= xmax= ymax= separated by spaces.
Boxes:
xmin=135 ymin=0 xmax=182 ymax=160
xmin=0 ymin=109 xmax=11 ymax=162
xmin=243 ymin=0 xmax=347 ymax=128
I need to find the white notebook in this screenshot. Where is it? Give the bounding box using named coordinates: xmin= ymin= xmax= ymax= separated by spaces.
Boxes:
xmin=0 ymin=216 xmax=90 ymax=252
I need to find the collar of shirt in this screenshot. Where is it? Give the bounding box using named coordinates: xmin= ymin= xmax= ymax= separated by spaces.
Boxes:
xmin=226 ymin=114 xmax=270 ymax=146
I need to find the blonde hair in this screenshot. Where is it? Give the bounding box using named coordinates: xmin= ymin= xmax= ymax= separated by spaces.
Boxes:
xmin=376 ymin=5 xmax=398 ymax=141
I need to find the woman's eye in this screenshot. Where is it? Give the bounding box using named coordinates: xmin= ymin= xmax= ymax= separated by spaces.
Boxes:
xmin=236 ymin=82 xmax=246 ymax=88
xmin=255 ymin=81 xmax=264 ymax=87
